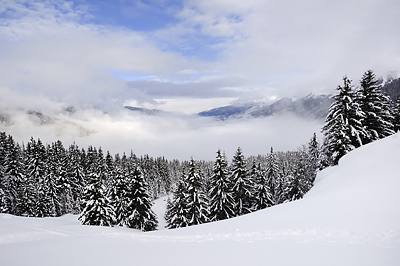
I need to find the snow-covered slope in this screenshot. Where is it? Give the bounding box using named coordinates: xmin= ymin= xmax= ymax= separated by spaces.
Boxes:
xmin=1 ymin=133 xmax=400 ymax=266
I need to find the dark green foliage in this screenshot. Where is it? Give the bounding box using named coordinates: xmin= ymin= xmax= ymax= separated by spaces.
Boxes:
xmin=322 ymin=71 xmax=397 ymax=166
xmin=394 ymin=98 xmax=400 ymax=132
xmin=306 ymin=133 xmax=320 ymax=181
xmin=322 ymin=77 xmax=366 ymax=165
xmin=282 ymin=158 xmax=312 ymax=202
xmin=67 ymin=144 xmax=86 ymax=214
xmin=358 ymin=70 xmax=395 ymax=143
xmin=209 ymin=150 xmax=235 ymax=221
xmin=251 ymin=161 xmax=273 ymax=210
xmin=230 ymin=147 xmax=253 ymax=216
xmin=3 ymin=136 xmax=23 ymax=214
xmin=122 ymin=156 xmax=158 ymax=231
xmin=78 ymin=168 xmax=115 ymax=226
xmin=165 ymin=177 xmax=189 ymax=229
xmin=266 ymin=147 xmax=282 ymax=204
xmin=184 ymin=158 xmax=209 ymax=226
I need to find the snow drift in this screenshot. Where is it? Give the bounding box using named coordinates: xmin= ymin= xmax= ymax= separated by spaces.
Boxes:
xmin=1 ymin=133 xmax=399 ymax=266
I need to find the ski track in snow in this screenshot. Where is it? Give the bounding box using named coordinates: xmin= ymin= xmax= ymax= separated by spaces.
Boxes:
xmin=128 ymin=228 xmax=400 ymax=248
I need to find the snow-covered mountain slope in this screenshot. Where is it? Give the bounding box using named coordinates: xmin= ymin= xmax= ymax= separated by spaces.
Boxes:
xmin=198 ymin=94 xmax=333 ymax=120
xmin=1 ymin=133 xmax=399 ymax=266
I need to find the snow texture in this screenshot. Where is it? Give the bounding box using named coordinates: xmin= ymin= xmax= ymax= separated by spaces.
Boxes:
xmin=1 ymin=133 xmax=400 ymax=265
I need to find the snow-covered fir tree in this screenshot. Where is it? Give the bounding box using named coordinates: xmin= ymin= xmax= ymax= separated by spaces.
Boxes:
xmin=394 ymin=98 xmax=400 ymax=132
xmin=230 ymin=147 xmax=253 ymax=216
xmin=251 ymin=161 xmax=273 ymax=211
xmin=184 ymin=158 xmax=209 ymax=226
xmin=165 ymin=176 xmax=189 ymax=229
xmin=23 ymin=138 xmax=48 ymax=216
xmin=79 ymin=165 xmax=115 ymax=226
xmin=0 ymin=132 xmax=7 ymax=211
xmin=67 ymin=144 xmax=86 ymax=214
xmin=266 ymin=147 xmax=282 ymax=205
xmin=306 ymin=133 xmax=320 ymax=181
xmin=15 ymin=146 xmax=36 ymax=217
xmin=37 ymin=157 xmax=59 ymax=217
xmin=121 ymin=155 xmax=158 ymax=231
xmin=110 ymin=153 xmax=128 ymax=226
xmin=357 ymin=70 xmax=395 ymax=143
xmin=51 ymin=140 xmax=74 ymax=215
xmin=282 ymin=161 xmax=312 ymax=202
xmin=322 ymin=77 xmax=365 ymax=165
xmin=208 ymin=150 xmax=235 ymax=221
xmin=2 ymin=136 xmax=24 ymax=214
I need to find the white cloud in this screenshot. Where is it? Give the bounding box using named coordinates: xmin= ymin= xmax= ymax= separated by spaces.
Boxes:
xmin=1 ymin=0 xmax=399 ymax=161
xmin=0 ymin=0 xmax=215 ymax=110
xmin=1 ymin=107 xmax=322 ymax=161
xmin=170 ymin=0 xmax=400 ymax=95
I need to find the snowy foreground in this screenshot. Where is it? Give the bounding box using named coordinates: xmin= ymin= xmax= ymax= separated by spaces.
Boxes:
xmin=1 ymin=134 xmax=400 ymax=266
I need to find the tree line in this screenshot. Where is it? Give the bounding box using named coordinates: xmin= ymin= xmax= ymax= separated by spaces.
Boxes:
xmin=165 ymin=138 xmax=319 ymax=228
xmin=0 ymin=135 xmax=180 ymax=230
xmin=0 ymin=130 xmax=319 ymax=230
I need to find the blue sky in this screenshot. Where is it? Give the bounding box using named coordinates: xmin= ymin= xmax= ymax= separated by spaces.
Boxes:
xmin=1 ymin=0 xmax=400 ymax=113
xmin=77 ymin=0 xmax=183 ymax=31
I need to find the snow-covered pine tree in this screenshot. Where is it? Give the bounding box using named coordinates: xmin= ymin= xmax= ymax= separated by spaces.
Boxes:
xmin=2 ymin=135 xmax=25 ymax=214
xmin=306 ymin=133 xmax=320 ymax=181
xmin=78 ymin=165 xmax=115 ymax=226
xmin=96 ymin=147 xmax=109 ymax=184
xmin=357 ymin=70 xmax=395 ymax=143
xmin=165 ymin=175 xmax=189 ymax=229
xmin=230 ymin=147 xmax=253 ymax=216
xmin=156 ymin=156 xmax=172 ymax=196
xmin=140 ymin=154 xmax=157 ymax=199
xmin=184 ymin=158 xmax=209 ymax=226
xmin=0 ymin=132 xmax=6 ymax=202
xmin=122 ymin=156 xmax=158 ymax=231
xmin=2 ymin=136 xmax=24 ymax=215
xmin=208 ymin=150 xmax=235 ymax=221
xmin=322 ymin=77 xmax=365 ymax=165
xmin=37 ymin=157 xmax=59 ymax=217
xmin=251 ymin=161 xmax=273 ymax=211
xmin=23 ymin=138 xmax=48 ymax=216
xmin=15 ymin=144 xmax=36 ymax=217
xmin=394 ymin=98 xmax=400 ymax=132
xmin=66 ymin=144 xmax=86 ymax=214
xmin=265 ymin=147 xmax=282 ymax=205
xmin=51 ymin=140 xmax=73 ymax=215
xmin=105 ymin=151 xmax=115 ymax=183
xmin=85 ymin=146 xmax=98 ymax=175
xmin=0 ymin=132 xmax=8 ymax=212
xmin=282 ymin=158 xmax=312 ymax=202
xmin=111 ymin=161 xmax=127 ymax=226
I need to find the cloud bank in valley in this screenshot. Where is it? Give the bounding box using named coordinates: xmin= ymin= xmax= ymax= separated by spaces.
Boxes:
xmin=1 ymin=108 xmax=322 ymax=161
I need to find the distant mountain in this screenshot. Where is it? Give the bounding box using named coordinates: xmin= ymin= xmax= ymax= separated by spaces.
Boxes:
xmin=124 ymin=106 xmax=165 ymax=116
xmin=197 ymin=103 xmax=254 ymax=120
xmin=381 ymin=77 xmax=400 ymax=101
xmin=0 ymin=109 xmax=95 ymax=138
xmin=198 ymin=94 xmax=334 ymax=120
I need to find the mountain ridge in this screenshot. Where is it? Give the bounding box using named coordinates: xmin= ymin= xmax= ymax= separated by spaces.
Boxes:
xmin=198 ymin=94 xmax=334 ymax=120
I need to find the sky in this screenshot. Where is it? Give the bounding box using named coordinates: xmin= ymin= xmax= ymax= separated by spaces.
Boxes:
xmin=1 ymin=0 xmax=399 ymax=112
xmin=0 ymin=0 xmax=399 ymax=160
